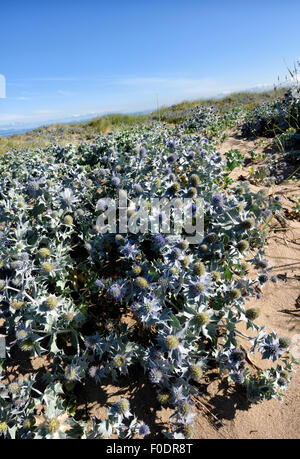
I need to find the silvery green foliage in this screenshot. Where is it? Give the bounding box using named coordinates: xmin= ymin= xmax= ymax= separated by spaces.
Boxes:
xmin=180 ymin=105 xmax=246 ymax=136
xmin=242 ymin=84 xmax=300 ymax=138
xmin=0 ymin=370 xmax=145 ymax=439
xmin=181 ymin=105 xmax=221 ymax=132
xmin=0 ymin=121 xmax=297 ymax=439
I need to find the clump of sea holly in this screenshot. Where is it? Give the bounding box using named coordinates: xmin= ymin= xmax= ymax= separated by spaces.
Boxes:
xmin=132 ymin=265 xmax=142 ymax=276
xmin=11 ymin=300 xmax=24 ymax=310
xmin=47 ymin=418 xmax=60 ymax=434
xmin=64 ymin=215 xmax=73 ymax=226
xmin=45 ymin=296 xmax=58 ymax=310
xmin=278 ymin=337 xmax=290 ymax=349
xmin=189 ymin=364 xmax=203 ymax=381
xmin=199 ymin=244 xmax=208 ymax=253
xmin=135 ymin=277 xmax=149 ymax=290
xmin=187 ymin=187 xmax=197 ymax=198
xmin=183 ymin=423 xmax=194 ymax=439
xmin=240 ymin=218 xmax=255 ymax=231
xmin=237 ymin=240 xmax=249 ymax=252
xmin=246 ymin=307 xmax=260 ymax=320
xmin=157 ymin=392 xmax=170 ymax=405
xmin=38 ymin=248 xmax=51 ymax=258
xmin=42 ymin=262 xmax=54 ymax=274
xmin=189 ymin=174 xmax=200 ymax=187
xmin=195 ymin=312 xmax=210 ymax=326
xmin=116 ymin=399 xmax=130 ymax=416
xmin=169 ymin=182 xmax=180 ymax=194
xmin=165 ymin=335 xmax=179 ymax=350
xmin=0 ymin=421 xmax=8 ymax=435
xmin=193 ymin=262 xmax=205 ymax=276
xmin=205 ymin=232 xmax=217 ymax=244
xmin=211 ymin=271 xmax=221 ymax=282
xmin=230 ymin=288 xmax=241 ymax=299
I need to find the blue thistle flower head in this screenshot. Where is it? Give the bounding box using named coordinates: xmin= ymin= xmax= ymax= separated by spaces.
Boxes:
xmin=230 ymin=370 xmax=245 ymax=384
xmin=89 ymin=365 xmax=107 ymax=383
xmin=230 ymin=348 xmax=246 ymax=362
xmin=139 ymin=147 xmax=146 ymax=157
xmin=27 ymin=180 xmax=42 ymax=197
xmin=168 ymin=247 xmax=181 ymax=262
xmin=138 ymin=424 xmax=150 ymax=436
xmin=153 ymin=234 xmax=166 ymax=248
xmin=187 ymin=151 xmax=195 ymax=160
xmin=108 ymin=283 xmax=123 ymax=301
xmin=132 ymin=296 xmax=162 ymax=326
xmin=164 ymin=167 xmax=173 ymax=175
xmin=60 ymin=188 xmax=78 ymax=210
xmin=111 ymin=176 xmax=121 ymax=187
xmin=98 ymin=168 xmax=106 ymax=177
xmin=149 ymin=368 xmax=163 ymax=384
xmin=258 ymin=335 xmax=283 ymax=362
xmin=64 ymin=363 xmax=81 ymax=382
xmin=188 ymin=278 xmax=209 ymax=299
xmin=16 ymin=325 xmax=31 ymax=341
xmin=211 ymin=193 xmax=225 ymax=209
xmin=168 ymin=139 xmax=176 ymax=150
xmin=120 ymin=242 xmax=137 ymax=260
xmin=95 ymin=279 xmax=105 ymax=289
xmin=167 ymin=153 xmax=178 ymax=163
xmin=84 ymin=334 xmax=103 ymax=353
xmin=133 ymin=184 xmax=143 ymax=196
xmin=96 ymin=198 xmax=108 ymax=211
xmin=258 ymin=272 xmax=269 ymax=285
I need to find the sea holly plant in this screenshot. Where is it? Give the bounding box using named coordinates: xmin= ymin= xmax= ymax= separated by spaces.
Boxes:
xmin=0 ymin=118 xmax=298 ymax=439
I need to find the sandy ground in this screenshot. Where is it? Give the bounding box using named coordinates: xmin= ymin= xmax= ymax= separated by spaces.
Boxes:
xmin=2 ymin=131 xmax=300 ymax=439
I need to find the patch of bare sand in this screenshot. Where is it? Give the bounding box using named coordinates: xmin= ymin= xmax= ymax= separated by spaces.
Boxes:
xmin=193 ymin=222 xmax=300 ymax=439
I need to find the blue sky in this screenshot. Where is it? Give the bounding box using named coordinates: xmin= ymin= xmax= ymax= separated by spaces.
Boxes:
xmin=1 ymin=0 xmax=300 ymax=129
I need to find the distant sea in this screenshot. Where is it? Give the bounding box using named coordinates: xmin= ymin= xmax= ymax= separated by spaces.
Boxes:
xmin=0 ymin=109 xmax=155 ymax=138
xmin=0 ymin=128 xmax=32 ymax=137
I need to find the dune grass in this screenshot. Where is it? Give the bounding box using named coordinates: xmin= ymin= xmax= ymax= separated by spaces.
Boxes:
xmin=0 ymin=87 xmax=288 ymax=155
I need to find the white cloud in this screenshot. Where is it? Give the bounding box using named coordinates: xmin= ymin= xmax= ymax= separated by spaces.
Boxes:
xmin=15 ymin=96 xmax=31 ymax=100
xmin=57 ymin=90 xmax=76 ymax=96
